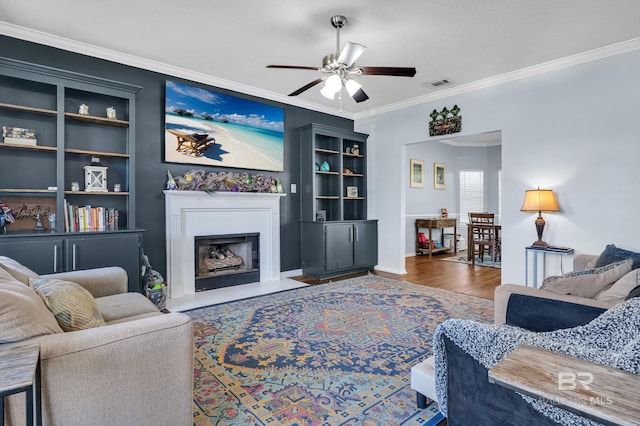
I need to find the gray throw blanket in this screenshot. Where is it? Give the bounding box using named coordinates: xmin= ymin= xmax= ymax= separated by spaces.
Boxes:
xmin=433 ymin=298 xmax=640 ymax=425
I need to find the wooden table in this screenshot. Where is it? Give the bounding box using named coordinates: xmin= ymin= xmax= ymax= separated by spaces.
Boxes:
xmin=488 ymin=344 xmax=640 ymax=426
xmin=415 ymin=218 xmax=457 ymax=257
xmin=0 ymin=342 xmax=41 ymax=426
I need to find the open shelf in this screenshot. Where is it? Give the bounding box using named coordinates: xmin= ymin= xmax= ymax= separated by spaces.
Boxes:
xmin=0 ymin=102 xmax=57 ymax=116
xmin=65 ymin=112 xmax=129 ymax=128
xmin=65 ymin=148 xmax=129 ymax=158
xmin=315 ymin=148 xmax=340 ymax=155
xmin=0 ymin=188 xmax=56 ymax=194
xmin=0 ymin=143 xmax=56 ymax=152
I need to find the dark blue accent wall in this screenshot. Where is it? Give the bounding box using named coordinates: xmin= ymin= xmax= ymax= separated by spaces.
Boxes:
xmin=1 ymin=35 xmax=353 ymax=274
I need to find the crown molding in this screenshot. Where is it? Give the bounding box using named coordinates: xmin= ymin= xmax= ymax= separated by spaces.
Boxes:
xmin=354 ymin=37 xmax=640 ymax=120
xmin=2 ymin=21 xmax=638 ymax=122
xmin=0 ymin=22 xmax=355 ymax=119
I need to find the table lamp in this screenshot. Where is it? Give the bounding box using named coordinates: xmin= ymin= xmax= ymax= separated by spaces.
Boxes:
xmin=520 ymin=188 xmax=560 ymax=247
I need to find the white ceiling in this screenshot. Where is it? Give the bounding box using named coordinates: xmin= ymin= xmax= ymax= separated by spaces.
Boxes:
xmin=2 ymin=1 xmax=640 ymax=119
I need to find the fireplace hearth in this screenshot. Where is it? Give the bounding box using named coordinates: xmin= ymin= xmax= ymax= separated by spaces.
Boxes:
xmin=195 ymin=233 xmax=259 ymax=291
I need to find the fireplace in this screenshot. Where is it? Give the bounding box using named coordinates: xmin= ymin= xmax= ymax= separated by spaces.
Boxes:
xmin=194 ymin=233 xmax=259 ymax=291
xmin=164 ymin=191 xmax=285 ymax=298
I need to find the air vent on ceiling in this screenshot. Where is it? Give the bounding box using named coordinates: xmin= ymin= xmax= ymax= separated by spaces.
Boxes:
xmin=427 ymin=78 xmax=452 ymax=88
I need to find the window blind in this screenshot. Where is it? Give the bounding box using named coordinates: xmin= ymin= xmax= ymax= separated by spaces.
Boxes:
xmin=459 ymin=170 xmax=484 ymax=224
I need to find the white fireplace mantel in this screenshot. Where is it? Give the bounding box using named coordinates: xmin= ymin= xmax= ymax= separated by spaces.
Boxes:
xmin=164 ymin=190 xmax=286 ymax=298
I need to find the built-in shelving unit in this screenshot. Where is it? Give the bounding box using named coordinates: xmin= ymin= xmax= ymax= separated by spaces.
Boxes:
xmin=300 ymin=123 xmax=369 ymax=222
xmin=298 ymin=123 xmax=378 ymax=279
xmin=0 ymin=57 xmax=143 ymax=292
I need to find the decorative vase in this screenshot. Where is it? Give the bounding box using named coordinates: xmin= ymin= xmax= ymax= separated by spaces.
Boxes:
xmin=320 ymin=161 xmax=330 ymax=172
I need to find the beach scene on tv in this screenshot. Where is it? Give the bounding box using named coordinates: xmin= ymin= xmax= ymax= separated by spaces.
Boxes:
xmin=165 ymin=81 xmax=285 ymax=171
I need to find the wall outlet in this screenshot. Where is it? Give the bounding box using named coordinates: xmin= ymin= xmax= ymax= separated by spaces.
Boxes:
xmin=291 ymin=183 xmax=297 ymax=193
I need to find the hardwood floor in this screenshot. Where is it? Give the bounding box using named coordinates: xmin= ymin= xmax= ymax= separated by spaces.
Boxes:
xmin=295 ymin=251 xmax=501 ymax=300
xmin=376 ymin=252 xmax=501 ymax=300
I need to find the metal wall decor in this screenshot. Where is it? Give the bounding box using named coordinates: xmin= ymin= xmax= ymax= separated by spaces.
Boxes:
xmin=428 ymin=105 xmax=461 ymax=136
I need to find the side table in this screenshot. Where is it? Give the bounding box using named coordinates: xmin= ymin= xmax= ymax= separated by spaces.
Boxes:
xmin=489 ymin=344 xmax=640 ymax=426
xmin=0 ymin=343 xmax=41 ymax=426
xmin=525 ymin=245 xmax=574 ymax=287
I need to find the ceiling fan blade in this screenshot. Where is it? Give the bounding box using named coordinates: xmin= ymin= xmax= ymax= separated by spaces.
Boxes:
xmin=337 ymin=42 xmax=366 ymax=67
xmin=351 ymin=88 xmax=369 ymax=103
xmin=358 ymin=66 xmax=417 ymax=77
xmin=266 ymin=65 xmax=320 ymax=71
xmin=288 ymin=78 xmax=324 ymax=96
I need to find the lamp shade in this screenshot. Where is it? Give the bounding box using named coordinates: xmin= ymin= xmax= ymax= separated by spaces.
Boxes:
xmin=520 ymin=189 xmax=560 ymax=213
xmin=324 ymin=74 xmax=342 ymax=93
xmin=345 ymin=79 xmax=362 ymax=96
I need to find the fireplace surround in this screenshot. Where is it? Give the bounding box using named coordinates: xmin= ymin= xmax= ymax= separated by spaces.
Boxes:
xmin=164 ymin=191 xmax=285 ymax=298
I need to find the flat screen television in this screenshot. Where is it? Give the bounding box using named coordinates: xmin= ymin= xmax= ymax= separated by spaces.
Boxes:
xmin=164 ymin=80 xmax=285 ymax=171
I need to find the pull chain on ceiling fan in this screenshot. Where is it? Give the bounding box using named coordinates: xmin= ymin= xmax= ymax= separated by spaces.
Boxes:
xmin=267 ymin=15 xmax=417 ymax=103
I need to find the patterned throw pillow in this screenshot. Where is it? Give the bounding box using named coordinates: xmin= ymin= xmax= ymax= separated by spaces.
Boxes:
xmin=541 ymin=259 xmax=633 ymax=299
xmin=30 ymin=278 xmax=106 ymax=331
xmin=594 ymin=244 xmax=640 ymax=270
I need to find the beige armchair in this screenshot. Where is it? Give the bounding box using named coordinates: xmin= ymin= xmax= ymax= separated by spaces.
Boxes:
xmin=1 ymin=261 xmax=193 ymax=426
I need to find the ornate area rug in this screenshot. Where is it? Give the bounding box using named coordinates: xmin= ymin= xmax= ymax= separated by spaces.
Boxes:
xmin=441 ymin=255 xmax=501 ymax=268
xmin=186 ymin=274 xmax=494 ymax=425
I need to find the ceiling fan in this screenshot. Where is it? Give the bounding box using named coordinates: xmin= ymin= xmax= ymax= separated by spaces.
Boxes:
xmin=266 ymin=15 xmax=416 ymax=103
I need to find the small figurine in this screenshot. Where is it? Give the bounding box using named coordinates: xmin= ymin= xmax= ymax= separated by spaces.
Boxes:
xmin=34 ymin=214 xmax=45 ymax=231
xmin=106 ymin=107 xmax=117 ymax=120
xmin=166 ymin=170 xmax=177 ymax=190
xmin=79 ymin=104 xmax=89 ymax=115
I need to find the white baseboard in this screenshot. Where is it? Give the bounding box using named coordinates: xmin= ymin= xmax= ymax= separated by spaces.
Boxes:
xmin=374 ymin=265 xmax=407 ymax=275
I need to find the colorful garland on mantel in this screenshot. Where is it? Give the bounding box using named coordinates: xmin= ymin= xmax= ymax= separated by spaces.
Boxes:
xmin=166 ymin=169 xmax=283 ymax=193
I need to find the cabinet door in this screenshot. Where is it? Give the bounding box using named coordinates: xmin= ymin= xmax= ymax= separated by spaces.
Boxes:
xmin=354 ymin=221 xmax=378 ymax=267
xmin=65 ymin=233 xmax=142 ymax=292
xmin=324 ymin=223 xmax=355 ymax=272
xmin=0 ymin=238 xmax=64 ymax=275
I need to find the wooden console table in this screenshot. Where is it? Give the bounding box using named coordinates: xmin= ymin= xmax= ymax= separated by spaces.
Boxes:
xmin=415 ymin=218 xmax=457 ymax=256
xmin=488 ymin=345 xmax=640 ymax=426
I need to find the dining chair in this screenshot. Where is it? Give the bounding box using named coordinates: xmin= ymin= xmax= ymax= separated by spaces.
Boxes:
xmin=468 ymin=213 xmax=500 ymax=265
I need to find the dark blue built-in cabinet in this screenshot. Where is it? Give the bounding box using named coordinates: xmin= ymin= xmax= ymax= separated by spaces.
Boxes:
xmin=299 ymin=124 xmax=378 ymax=279
xmin=0 ymin=58 xmax=143 ymax=292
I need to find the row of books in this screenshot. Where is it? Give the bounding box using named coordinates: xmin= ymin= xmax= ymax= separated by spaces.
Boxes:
xmin=64 ymin=200 xmax=119 ymax=232
xmin=2 ymin=126 xmax=38 ymax=146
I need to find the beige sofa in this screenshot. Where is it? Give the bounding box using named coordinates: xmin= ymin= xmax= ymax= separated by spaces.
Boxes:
xmin=494 ymin=253 xmax=620 ymax=324
xmin=0 ymin=257 xmax=193 ymax=426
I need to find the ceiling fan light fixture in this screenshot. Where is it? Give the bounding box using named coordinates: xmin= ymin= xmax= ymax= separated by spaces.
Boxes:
xmin=320 ymin=84 xmax=336 ymax=99
xmin=345 ymin=79 xmax=362 ymax=96
xmin=324 ymin=74 xmax=342 ymax=93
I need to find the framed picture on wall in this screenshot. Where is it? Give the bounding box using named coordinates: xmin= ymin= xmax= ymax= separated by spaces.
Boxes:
xmin=410 ymin=159 xmax=424 ymax=188
xmin=164 ymin=80 xmax=285 ymax=171
xmin=434 ymin=162 xmax=446 ymax=189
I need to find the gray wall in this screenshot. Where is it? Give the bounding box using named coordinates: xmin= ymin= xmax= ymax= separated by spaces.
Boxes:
xmin=1 ymin=35 xmax=353 ymax=275
xmin=357 ymin=46 xmax=640 ymax=283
